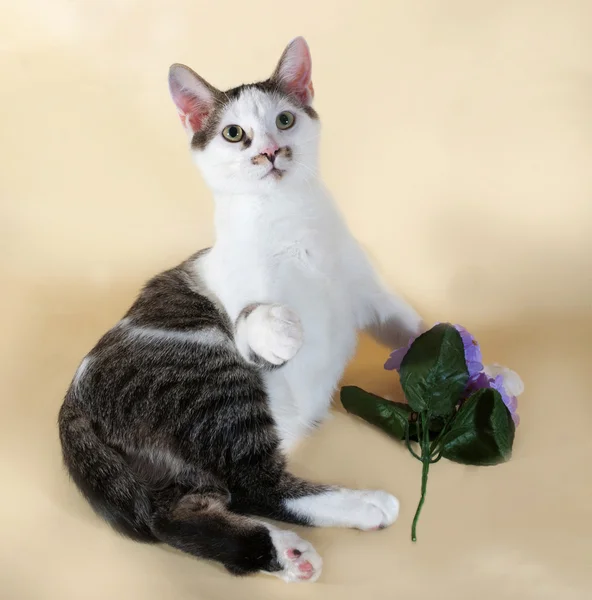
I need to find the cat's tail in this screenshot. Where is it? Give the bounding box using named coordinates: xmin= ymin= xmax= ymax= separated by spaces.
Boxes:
xmin=58 ymin=394 xmax=156 ymax=542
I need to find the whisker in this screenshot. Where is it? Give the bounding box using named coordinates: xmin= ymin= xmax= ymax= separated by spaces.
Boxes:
xmin=290 ymin=158 xmax=318 ymax=178
xmin=291 ymin=134 xmax=320 ymax=145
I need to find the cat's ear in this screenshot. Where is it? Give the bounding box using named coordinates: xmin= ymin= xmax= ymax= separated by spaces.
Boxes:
xmin=271 ymin=37 xmax=314 ymax=106
xmin=168 ymin=64 xmax=220 ymax=134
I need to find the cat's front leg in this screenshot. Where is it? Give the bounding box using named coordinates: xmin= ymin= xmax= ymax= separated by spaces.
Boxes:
xmin=235 ymin=304 xmax=303 ymax=367
xmin=363 ymin=287 xmax=425 ymax=350
xmin=346 ymin=244 xmax=424 ymax=349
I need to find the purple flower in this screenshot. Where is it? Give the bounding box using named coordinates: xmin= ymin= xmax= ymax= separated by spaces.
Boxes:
xmin=383 ymin=344 xmax=411 ymax=372
xmin=466 ymin=369 xmax=521 ymax=427
xmin=384 ymin=324 xmax=522 ymax=426
xmin=384 ymin=324 xmax=483 ymax=378
xmin=454 ymin=325 xmax=483 ymax=379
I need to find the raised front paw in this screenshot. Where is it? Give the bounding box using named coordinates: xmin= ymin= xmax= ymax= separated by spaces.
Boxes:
xmin=247 ymin=304 xmax=303 ymax=366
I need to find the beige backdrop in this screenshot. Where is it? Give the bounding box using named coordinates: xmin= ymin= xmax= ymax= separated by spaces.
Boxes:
xmin=1 ymin=1 xmax=591 ymax=599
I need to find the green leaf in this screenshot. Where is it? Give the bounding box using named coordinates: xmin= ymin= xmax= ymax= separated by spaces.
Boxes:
xmin=440 ymin=388 xmax=515 ymax=465
xmin=341 ymin=386 xmax=412 ymax=441
xmin=399 ymin=323 xmax=469 ymax=416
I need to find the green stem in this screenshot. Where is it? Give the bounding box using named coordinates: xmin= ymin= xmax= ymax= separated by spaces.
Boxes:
xmin=429 ymin=410 xmax=456 ymax=455
xmin=405 ymin=422 xmax=422 ymax=461
xmin=411 ymin=450 xmax=430 ymax=541
xmin=429 ymin=451 xmax=443 ymax=464
xmin=411 ymin=412 xmax=431 ymax=542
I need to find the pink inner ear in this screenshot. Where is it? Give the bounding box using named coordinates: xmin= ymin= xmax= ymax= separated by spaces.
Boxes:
xmin=276 ymin=38 xmax=314 ymax=105
xmin=176 ymin=91 xmax=209 ymax=132
xmin=286 ymin=64 xmax=313 ymax=104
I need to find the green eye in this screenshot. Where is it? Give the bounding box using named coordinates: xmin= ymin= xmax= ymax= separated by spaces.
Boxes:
xmin=276 ymin=111 xmax=295 ymax=130
xmin=222 ymin=125 xmax=244 ymax=142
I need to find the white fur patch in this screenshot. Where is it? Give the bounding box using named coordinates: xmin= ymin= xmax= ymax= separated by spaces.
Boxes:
xmin=124 ymin=324 xmax=229 ymax=346
xmin=132 ymin=447 xmax=188 ymax=485
xmin=285 ymin=489 xmax=399 ymax=530
xmin=72 ymin=355 xmax=92 ymax=392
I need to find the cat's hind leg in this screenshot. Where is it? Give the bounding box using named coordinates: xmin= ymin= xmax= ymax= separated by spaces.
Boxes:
xmin=151 ymin=485 xmax=322 ymax=582
xmin=230 ymin=472 xmax=400 ymax=531
xmin=282 ymin=487 xmax=400 ymax=530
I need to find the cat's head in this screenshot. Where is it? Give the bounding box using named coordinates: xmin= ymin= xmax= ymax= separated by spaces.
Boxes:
xmin=169 ymin=37 xmax=319 ymax=194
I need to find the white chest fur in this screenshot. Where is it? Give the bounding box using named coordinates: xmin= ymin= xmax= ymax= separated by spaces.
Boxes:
xmin=201 ymin=185 xmax=360 ymax=450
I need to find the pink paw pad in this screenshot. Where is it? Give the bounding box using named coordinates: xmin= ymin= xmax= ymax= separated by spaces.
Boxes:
xmin=297 ymin=563 xmax=314 ymax=579
xmin=268 ymin=529 xmax=322 ymax=583
xmin=286 ymin=548 xmax=314 ymax=579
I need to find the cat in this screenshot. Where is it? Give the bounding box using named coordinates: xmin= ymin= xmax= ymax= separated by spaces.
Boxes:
xmin=58 ymin=37 xmax=423 ymax=583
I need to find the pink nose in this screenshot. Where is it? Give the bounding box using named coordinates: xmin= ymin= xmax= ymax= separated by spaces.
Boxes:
xmin=261 ymin=143 xmax=279 ymax=162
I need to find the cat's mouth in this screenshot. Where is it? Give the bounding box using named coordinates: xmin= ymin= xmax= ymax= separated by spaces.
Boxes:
xmin=262 ymin=167 xmax=286 ymax=180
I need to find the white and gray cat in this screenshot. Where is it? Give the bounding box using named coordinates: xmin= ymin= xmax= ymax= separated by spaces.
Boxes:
xmin=59 ymin=37 xmax=423 ymax=582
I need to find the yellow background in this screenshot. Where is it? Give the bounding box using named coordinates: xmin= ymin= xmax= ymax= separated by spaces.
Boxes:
xmin=1 ymin=1 xmax=591 ymax=598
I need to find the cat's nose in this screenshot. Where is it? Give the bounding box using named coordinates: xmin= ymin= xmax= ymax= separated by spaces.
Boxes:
xmin=260 ymin=144 xmax=280 ymax=164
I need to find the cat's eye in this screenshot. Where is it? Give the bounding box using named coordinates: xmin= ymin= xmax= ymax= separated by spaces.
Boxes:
xmin=222 ymin=125 xmax=244 ymax=142
xmin=276 ymin=111 xmax=295 ymax=130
